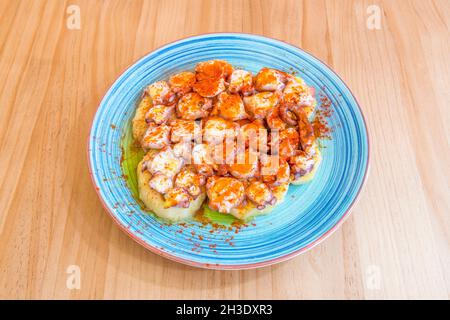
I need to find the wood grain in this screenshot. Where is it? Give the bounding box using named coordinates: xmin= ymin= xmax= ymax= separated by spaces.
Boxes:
xmin=0 ymin=0 xmax=449 ymax=299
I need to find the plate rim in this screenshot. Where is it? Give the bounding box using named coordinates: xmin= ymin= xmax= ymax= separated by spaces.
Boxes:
xmin=87 ymin=32 xmax=371 ymax=270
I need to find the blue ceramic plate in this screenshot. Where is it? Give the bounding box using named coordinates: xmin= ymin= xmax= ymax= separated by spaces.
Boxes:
xmin=88 ymin=33 xmax=369 ymax=269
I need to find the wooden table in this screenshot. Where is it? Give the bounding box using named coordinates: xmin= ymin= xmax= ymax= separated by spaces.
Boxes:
xmin=0 ymin=0 xmax=449 ymax=299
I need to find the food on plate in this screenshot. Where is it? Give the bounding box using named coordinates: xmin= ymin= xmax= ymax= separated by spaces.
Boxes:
xmin=131 ymin=60 xmax=326 ymax=222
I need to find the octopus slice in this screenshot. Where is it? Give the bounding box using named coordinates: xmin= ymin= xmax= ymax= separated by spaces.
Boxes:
xmin=176 ymin=92 xmax=212 ymax=120
xmin=144 ymin=104 xmax=175 ymax=125
xmin=279 ymin=102 xmax=298 ymax=126
xmin=193 ymin=77 xmax=226 ymax=98
xmin=164 ymin=187 xmax=191 ymax=208
xmin=228 ymin=69 xmax=254 ymax=95
xmin=141 ymin=124 xmax=171 ymax=150
xmin=203 ymin=116 xmax=238 ymax=145
xmin=283 ymin=77 xmax=306 ymax=103
xmin=210 ymin=139 xmax=237 ymax=165
xmin=192 ymin=143 xmax=215 ymax=176
xmin=172 ymin=141 xmax=192 ymax=161
xmin=169 ymin=71 xmax=196 ymax=95
xmin=297 ymin=108 xmax=315 ymax=152
xmin=147 ymin=147 xmax=184 ymax=178
xmin=283 ymin=78 xmax=316 ymax=117
xmin=174 ymin=166 xmax=205 ymax=198
xmin=214 ymin=92 xmax=248 ymax=121
xmin=148 ymin=172 xmax=173 ymax=194
xmin=238 ymin=119 xmax=267 ymax=152
xmin=289 ymin=148 xmax=316 ymax=179
xmin=266 ymin=105 xmax=287 ymax=130
xmin=195 ymin=164 xmax=215 ymax=177
xmin=254 ymin=68 xmax=287 ymax=91
xmin=245 ymin=181 xmax=276 ymax=209
xmin=206 ymin=177 xmax=245 ymax=213
xmin=195 ymin=60 xmax=234 ymax=81
xmin=243 ymin=92 xmax=280 ymax=120
xmin=273 ymin=127 xmax=300 ymax=159
xmin=214 ymin=164 xmax=229 ymax=176
xmin=260 ymin=155 xmax=290 ymax=186
xmin=192 ymin=143 xmax=213 ymax=165
xmin=227 ymin=148 xmax=259 ymax=179
xmin=280 ymin=105 xmax=315 ymax=152
xmin=144 ymin=80 xmax=175 ymax=105
xmin=169 ymin=119 xmax=201 ymax=143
